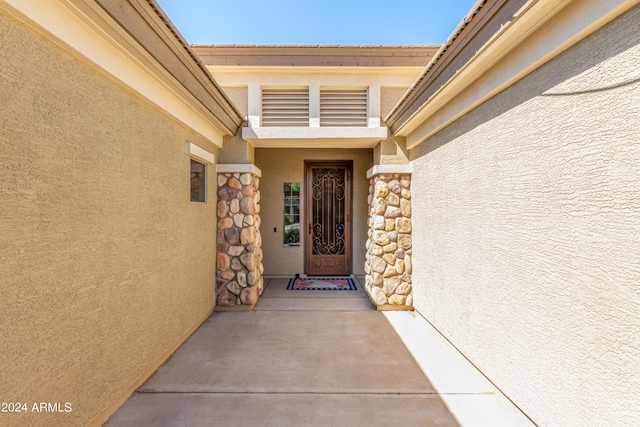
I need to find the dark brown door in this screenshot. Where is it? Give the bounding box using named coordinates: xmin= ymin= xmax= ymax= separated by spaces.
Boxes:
xmin=305 ymin=161 xmax=352 ymax=276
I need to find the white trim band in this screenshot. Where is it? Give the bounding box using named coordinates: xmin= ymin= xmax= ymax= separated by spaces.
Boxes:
xmin=367 ymin=165 xmax=413 ymax=179
xmin=186 ymin=142 xmax=215 ymax=164
xmin=216 ymin=164 xmax=262 ymax=177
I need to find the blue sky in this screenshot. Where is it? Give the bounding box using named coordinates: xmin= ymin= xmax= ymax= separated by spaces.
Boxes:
xmin=155 ymin=0 xmax=479 ymax=45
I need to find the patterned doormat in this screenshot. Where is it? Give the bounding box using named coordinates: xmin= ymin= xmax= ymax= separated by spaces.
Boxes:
xmin=287 ymin=277 xmax=358 ymax=291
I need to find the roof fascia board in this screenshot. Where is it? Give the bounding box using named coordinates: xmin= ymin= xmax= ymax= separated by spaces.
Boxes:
xmin=192 ymin=45 xmax=439 ymax=67
xmin=96 ymin=0 xmax=243 ymax=135
xmin=393 ymin=0 xmax=639 ymax=149
xmin=386 ymin=0 xmax=527 ymax=131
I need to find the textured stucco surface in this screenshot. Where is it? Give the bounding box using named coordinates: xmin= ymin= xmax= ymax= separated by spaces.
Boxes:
xmin=255 ymin=148 xmax=373 ymax=276
xmin=380 ymin=87 xmax=409 ymax=119
xmin=0 ymin=13 xmax=219 ymax=426
xmin=410 ymin=7 xmax=640 ymax=426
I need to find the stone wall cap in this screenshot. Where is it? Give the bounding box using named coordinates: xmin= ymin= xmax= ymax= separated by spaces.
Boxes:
xmin=216 ymin=164 xmax=262 ymax=177
xmin=367 ymin=165 xmax=413 ymax=179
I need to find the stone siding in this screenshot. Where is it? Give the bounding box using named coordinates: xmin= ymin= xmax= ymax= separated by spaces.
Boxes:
xmin=364 ymin=173 xmax=412 ymax=308
xmin=216 ymin=172 xmax=264 ymax=306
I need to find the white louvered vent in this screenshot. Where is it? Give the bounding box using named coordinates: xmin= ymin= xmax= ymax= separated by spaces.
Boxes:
xmin=261 ymin=88 xmax=309 ymax=126
xmin=320 ymin=89 xmax=368 ymax=127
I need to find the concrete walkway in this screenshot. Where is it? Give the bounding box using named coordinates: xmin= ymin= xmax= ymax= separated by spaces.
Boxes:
xmin=105 ymin=278 xmax=535 ymax=426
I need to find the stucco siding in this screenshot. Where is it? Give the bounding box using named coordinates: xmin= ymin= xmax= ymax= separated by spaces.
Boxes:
xmin=255 ymin=148 xmax=373 ymax=277
xmin=0 ymin=12 xmax=218 ymax=426
xmin=410 ymin=7 xmax=639 ymax=426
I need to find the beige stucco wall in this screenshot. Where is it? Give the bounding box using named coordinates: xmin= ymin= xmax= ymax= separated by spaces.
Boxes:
xmin=409 ymin=7 xmax=640 ymax=426
xmin=255 ymin=148 xmax=373 ymax=276
xmin=221 ymin=86 xmax=248 ymax=118
xmin=0 ymin=12 xmax=219 ymax=426
xmin=380 ymin=87 xmax=409 ymax=119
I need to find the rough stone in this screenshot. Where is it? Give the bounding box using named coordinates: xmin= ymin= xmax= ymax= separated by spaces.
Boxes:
xmin=396 ymin=282 xmax=412 ymax=295
xmin=221 ymin=270 xmax=235 ymax=280
xmin=247 ymin=271 xmax=256 ymax=286
xmin=240 ymin=197 xmax=255 ymax=214
xmin=216 ymin=253 xmax=230 ymax=271
xmin=367 ymin=194 xmax=373 ymax=205
xmin=406 ymin=293 xmax=413 ymax=307
xmin=384 ymin=206 xmax=402 ymax=219
xmin=388 ymin=231 xmax=398 ymax=242
xmin=385 ymin=219 xmax=395 ymax=231
xmin=383 ymin=266 xmax=398 ymax=278
xmin=240 ymin=286 xmax=258 ymax=305
xmin=370 ymin=244 xmax=383 ymax=256
xmin=383 ymin=276 xmax=401 ymax=296
xmin=395 ymin=249 xmax=405 ymax=259
xmin=230 ymin=257 xmax=243 ymax=271
xmin=372 ymin=230 xmax=390 ymax=246
xmin=240 ymin=252 xmax=256 ymax=270
xmin=215 ymin=278 xmax=227 ymax=293
xmin=252 ymin=177 xmax=260 ymax=189
xmin=217 ymin=231 xmax=225 ymax=245
xmin=396 ymin=259 xmax=405 ymax=275
xmin=396 ymin=218 xmax=411 ymax=233
xmin=240 ymin=226 xmax=256 ymax=245
xmin=370 ymin=286 xmax=387 ymax=306
xmin=244 ymin=215 xmax=254 ymax=226
xmin=229 ymin=198 xmax=240 ymax=214
xmin=374 ymin=198 xmax=387 ymax=215
xmin=218 ymin=187 xmax=236 ymax=201
xmin=372 ymin=272 xmax=383 ymax=287
xmin=374 ymin=180 xmax=389 ymax=198
xmin=218 ymin=218 xmax=233 ymax=230
xmin=217 ymin=175 xmax=228 ymax=187
xmin=382 ymin=254 xmax=396 ymax=265
xmin=217 ymin=201 xmax=229 ymax=218
xmin=401 ymin=189 xmax=411 ymax=200
xmin=242 ymin=185 xmax=255 ymax=197
xmin=398 ymin=233 xmax=412 ymax=250
xmin=255 ymin=191 xmax=261 ymax=204
xmin=406 ymin=254 xmax=412 ymax=274
xmin=389 ymin=294 xmax=406 ymax=305
xmin=224 ymin=228 xmax=240 ymax=244
xmin=227 ymin=177 xmax=242 ymax=190
xmin=383 ymin=242 xmax=398 ymax=254
xmin=240 ymin=173 xmax=252 ymax=185
xmin=217 ymin=240 xmax=229 ymax=253
xmin=373 ymin=215 xmax=385 ymax=230
xmin=226 ymin=281 xmax=241 ymax=295
xmin=233 ymin=213 xmax=244 ymax=228
xmin=217 ymin=289 xmax=236 ymax=306
xmin=371 ymin=257 xmax=387 ymax=274
xmin=228 ymin=246 xmax=244 ymax=257
xmin=386 ymin=192 xmax=400 ymax=207
xmin=388 ymin=180 xmax=402 ymax=194
xmin=400 ymin=178 xmax=411 ymax=189
xmin=246 ymin=244 xmax=255 ymax=252
xmin=400 ymin=198 xmax=412 ymax=217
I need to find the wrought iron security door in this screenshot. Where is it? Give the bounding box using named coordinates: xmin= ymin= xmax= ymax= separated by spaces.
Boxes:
xmin=305 ymin=161 xmax=352 ymax=275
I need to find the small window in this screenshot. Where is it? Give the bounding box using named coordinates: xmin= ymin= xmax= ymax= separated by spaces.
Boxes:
xmin=283 ymin=182 xmax=300 ymax=246
xmin=190 ymin=159 xmax=206 ymax=202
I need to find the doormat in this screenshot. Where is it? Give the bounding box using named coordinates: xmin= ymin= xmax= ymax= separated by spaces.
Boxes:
xmin=287 ymin=277 xmax=357 ymax=291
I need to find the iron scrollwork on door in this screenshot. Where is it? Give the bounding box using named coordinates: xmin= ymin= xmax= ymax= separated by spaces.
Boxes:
xmin=311 ymin=168 xmax=346 ymax=255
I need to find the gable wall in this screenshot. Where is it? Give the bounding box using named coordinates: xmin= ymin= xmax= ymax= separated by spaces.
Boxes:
xmin=409 ymin=6 xmax=640 ymax=425
xmin=0 ymin=11 xmax=220 ymax=425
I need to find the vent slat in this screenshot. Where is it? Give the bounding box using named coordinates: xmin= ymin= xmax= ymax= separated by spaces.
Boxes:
xmin=320 ymin=89 xmax=367 ymax=127
xmin=262 ymin=88 xmax=309 ymax=126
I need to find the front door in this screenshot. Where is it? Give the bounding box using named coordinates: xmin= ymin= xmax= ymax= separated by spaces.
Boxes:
xmin=304 ymin=161 xmax=352 ymax=275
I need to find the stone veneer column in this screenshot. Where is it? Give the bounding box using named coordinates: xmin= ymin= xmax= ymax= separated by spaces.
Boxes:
xmin=215 ymin=165 xmax=264 ymax=308
xmin=364 ymin=167 xmax=412 ymax=309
